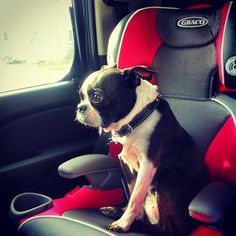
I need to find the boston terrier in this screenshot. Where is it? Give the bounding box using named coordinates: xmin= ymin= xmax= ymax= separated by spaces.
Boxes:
xmin=76 ymin=66 xmax=209 ymax=236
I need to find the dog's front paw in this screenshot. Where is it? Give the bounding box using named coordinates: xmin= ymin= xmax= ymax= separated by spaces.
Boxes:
xmin=107 ymin=219 xmax=129 ymax=233
xmin=100 ymin=206 xmax=123 ymax=220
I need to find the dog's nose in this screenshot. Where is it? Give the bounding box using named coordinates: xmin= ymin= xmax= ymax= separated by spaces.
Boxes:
xmin=77 ymin=104 xmax=87 ymax=113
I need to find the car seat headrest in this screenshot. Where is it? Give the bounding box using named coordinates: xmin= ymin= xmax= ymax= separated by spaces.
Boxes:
xmin=158 ymin=7 xmax=221 ymax=48
xmin=107 ymin=1 xmax=236 ymax=97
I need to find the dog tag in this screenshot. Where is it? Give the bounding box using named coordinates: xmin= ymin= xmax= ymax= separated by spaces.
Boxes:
xmin=108 ymin=141 xmax=123 ymax=159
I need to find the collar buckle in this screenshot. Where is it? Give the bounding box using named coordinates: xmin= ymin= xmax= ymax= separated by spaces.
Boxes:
xmin=124 ymin=124 xmax=133 ymax=133
xmin=114 ymin=124 xmax=133 ymax=137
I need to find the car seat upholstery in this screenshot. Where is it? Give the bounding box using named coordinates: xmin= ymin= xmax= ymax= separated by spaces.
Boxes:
xmin=14 ymin=1 xmax=236 ymax=236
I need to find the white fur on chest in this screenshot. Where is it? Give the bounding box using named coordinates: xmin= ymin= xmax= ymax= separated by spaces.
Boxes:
xmin=113 ymin=110 xmax=161 ymax=173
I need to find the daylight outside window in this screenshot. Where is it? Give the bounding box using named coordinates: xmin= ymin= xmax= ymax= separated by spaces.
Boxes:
xmin=0 ymin=0 xmax=73 ymax=93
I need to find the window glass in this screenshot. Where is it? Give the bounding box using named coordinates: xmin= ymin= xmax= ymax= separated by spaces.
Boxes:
xmin=0 ymin=0 xmax=73 ymax=93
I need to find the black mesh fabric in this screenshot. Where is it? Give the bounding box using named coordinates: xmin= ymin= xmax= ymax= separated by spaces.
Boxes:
xmin=157 ymin=7 xmax=221 ymax=48
xmin=152 ymin=43 xmax=217 ymax=98
xmin=166 ymin=98 xmax=230 ymax=155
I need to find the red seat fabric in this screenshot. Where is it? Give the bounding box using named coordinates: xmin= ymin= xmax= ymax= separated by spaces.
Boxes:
xmin=205 ymin=115 xmax=236 ymax=183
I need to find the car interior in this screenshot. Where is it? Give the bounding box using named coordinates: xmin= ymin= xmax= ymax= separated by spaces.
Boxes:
xmin=1 ymin=0 xmax=236 ymax=235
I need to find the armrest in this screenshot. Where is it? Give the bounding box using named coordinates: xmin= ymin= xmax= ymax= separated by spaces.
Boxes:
xmin=58 ymin=154 xmax=123 ymax=189
xmin=188 ymin=181 xmax=236 ymax=226
xmin=58 ymin=154 xmax=120 ymax=178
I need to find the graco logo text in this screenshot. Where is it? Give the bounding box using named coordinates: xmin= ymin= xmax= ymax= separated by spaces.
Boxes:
xmin=177 ymin=17 xmax=208 ymax=28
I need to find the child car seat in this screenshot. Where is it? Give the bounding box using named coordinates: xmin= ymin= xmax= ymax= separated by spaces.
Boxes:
xmin=11 ymin=1 xmax=236 ymax=236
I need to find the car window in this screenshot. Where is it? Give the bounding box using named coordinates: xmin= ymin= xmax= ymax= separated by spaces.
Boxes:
xmin=0 ymin=0 xmax=73 ymax=93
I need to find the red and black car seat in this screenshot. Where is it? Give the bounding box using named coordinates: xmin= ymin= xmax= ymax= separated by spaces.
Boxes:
xmin=12 ymin=1 xmax=236 ymax=236
xmin=107 ymin=1 xmax=236 ymax=180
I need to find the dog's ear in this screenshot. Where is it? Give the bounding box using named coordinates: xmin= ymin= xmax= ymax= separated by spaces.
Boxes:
xmin=122 ymin=66 xmax=156 ymax=87
xmin=130 ymin=66 xmax=156 ymax=81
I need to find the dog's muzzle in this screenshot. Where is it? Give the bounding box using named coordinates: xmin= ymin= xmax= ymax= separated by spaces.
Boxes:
xmin=76 ymin=102 xmax=103 ymax=128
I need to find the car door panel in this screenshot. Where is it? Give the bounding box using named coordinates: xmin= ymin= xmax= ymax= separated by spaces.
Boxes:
xmin=0 ymin=80 xmax=98 ymax=198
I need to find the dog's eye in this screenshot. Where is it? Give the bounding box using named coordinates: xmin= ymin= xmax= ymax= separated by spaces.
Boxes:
xmin=91 ymin=93 xmax=103 ymax=103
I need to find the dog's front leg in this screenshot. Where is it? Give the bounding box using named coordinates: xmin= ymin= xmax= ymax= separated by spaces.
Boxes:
xmin=108 ymin=158 xmax=157 ymax=232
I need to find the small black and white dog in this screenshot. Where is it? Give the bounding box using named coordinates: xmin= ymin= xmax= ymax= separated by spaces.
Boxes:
xmin=76 ymin=66 xmax=209 ymax=235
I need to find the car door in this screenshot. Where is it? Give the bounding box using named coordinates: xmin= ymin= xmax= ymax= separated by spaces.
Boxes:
xmin=0 ymin=0 xmax=100 ymax=234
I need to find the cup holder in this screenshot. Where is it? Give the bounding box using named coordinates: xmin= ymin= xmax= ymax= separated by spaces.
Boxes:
xmin=10 ymin=192 xmax=53 ymax=222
